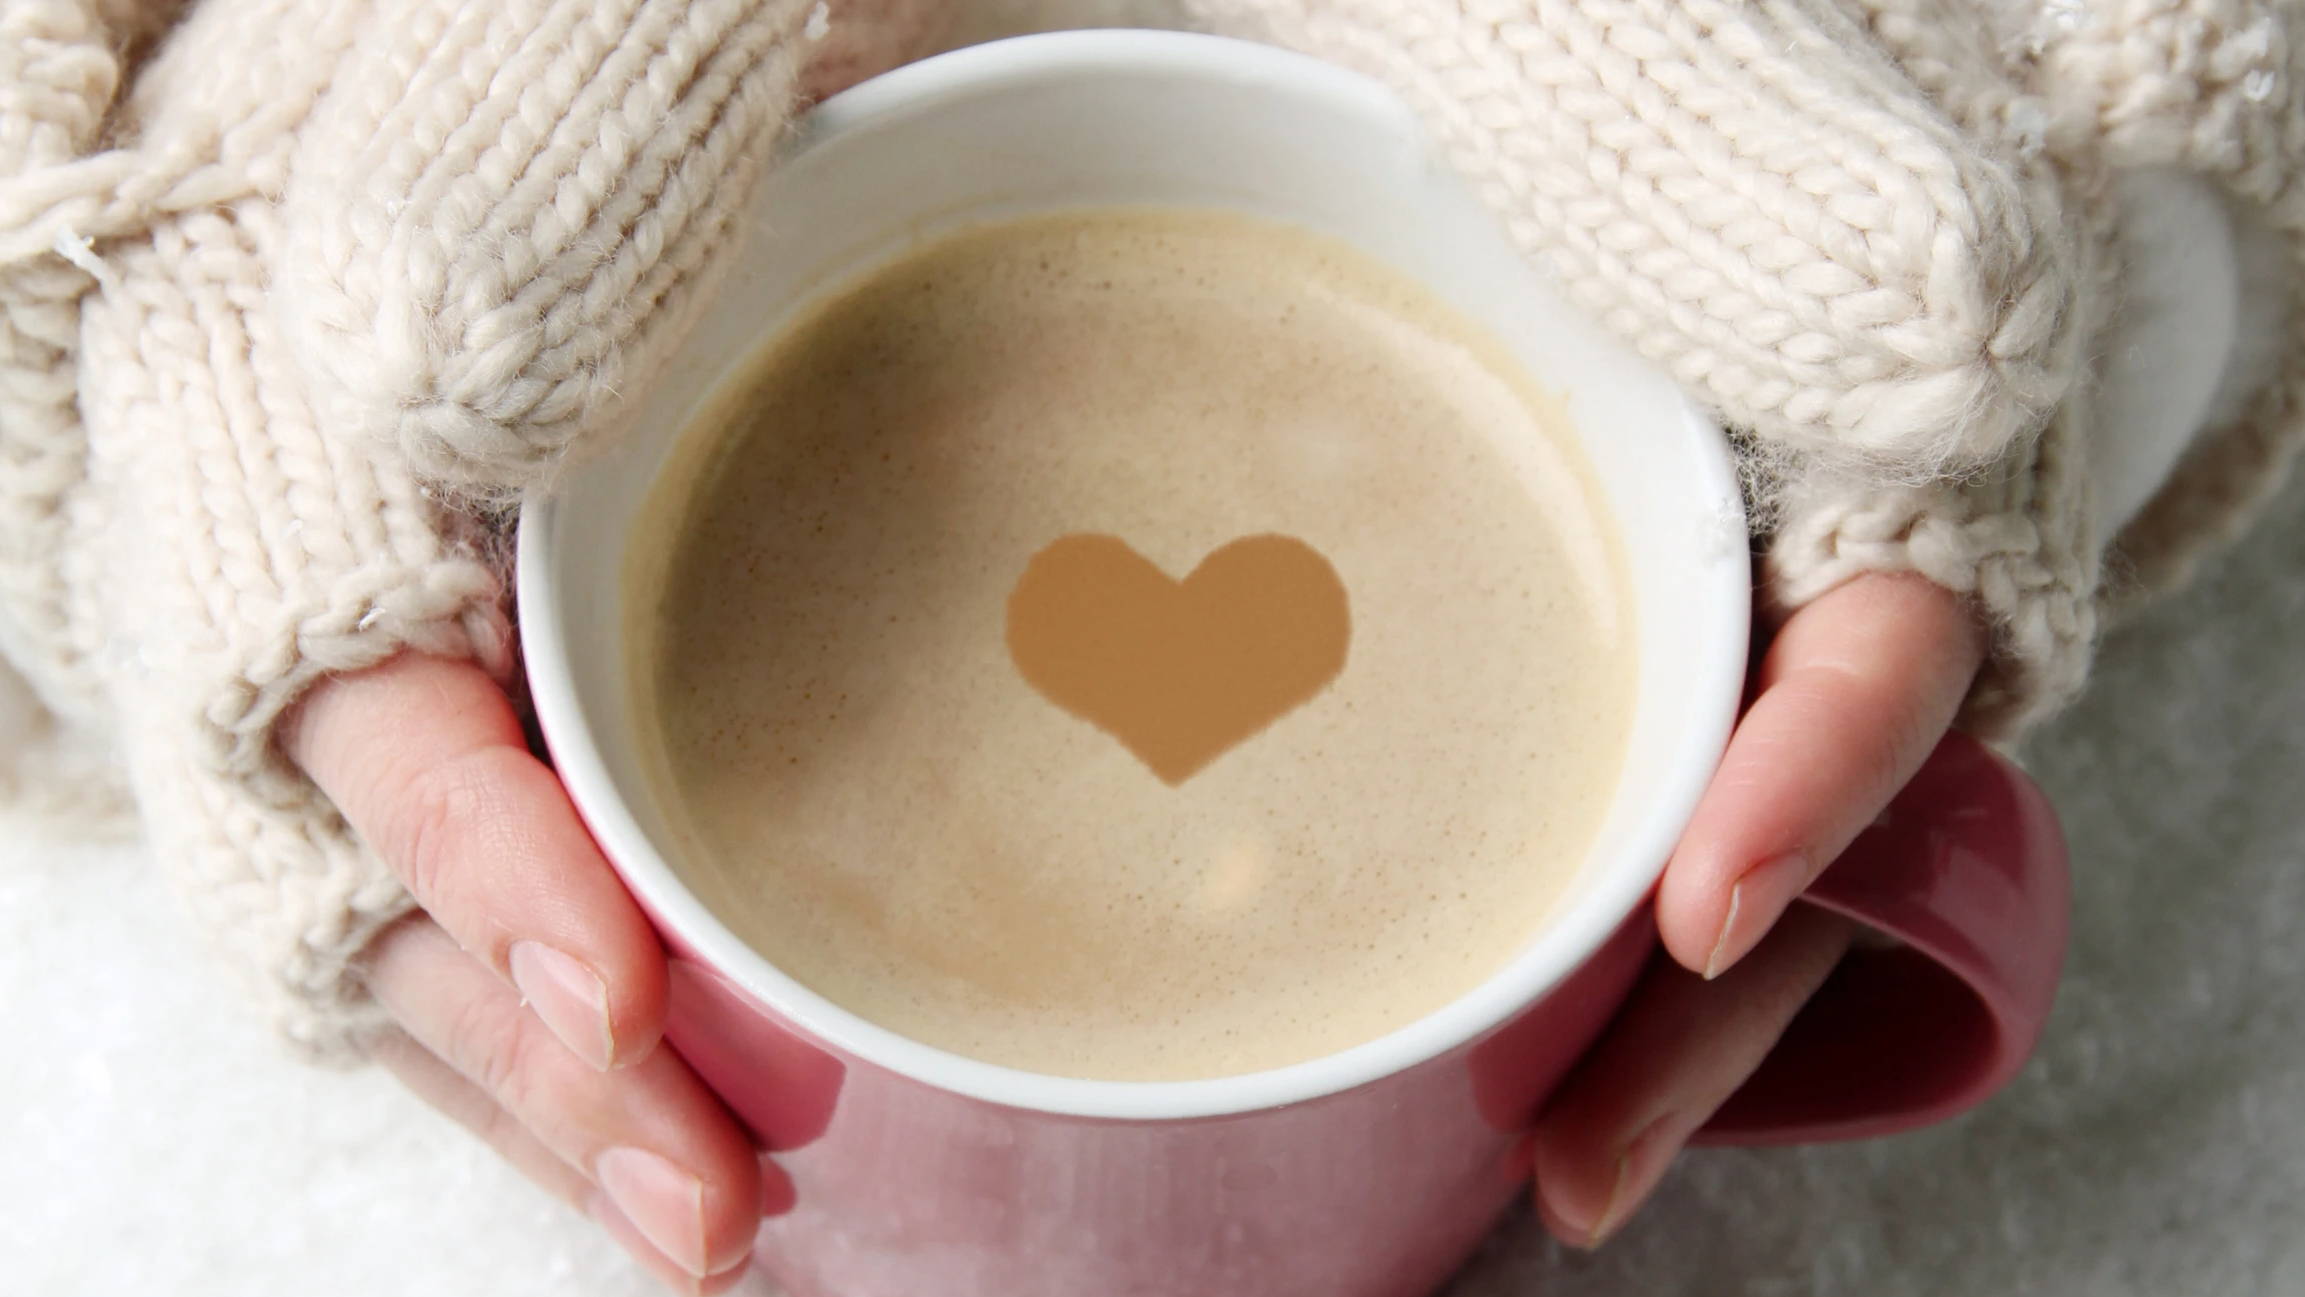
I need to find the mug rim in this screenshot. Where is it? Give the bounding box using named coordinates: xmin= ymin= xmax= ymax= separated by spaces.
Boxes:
xmin=516 ymin=29 xmax=1750 ymax=1121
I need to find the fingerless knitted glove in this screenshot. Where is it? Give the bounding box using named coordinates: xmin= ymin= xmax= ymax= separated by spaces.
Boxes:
xmin=0 ymin=0 xmax=942 ymax=1060
xmin=1185 ymin=0 xmax=2305 ymax=732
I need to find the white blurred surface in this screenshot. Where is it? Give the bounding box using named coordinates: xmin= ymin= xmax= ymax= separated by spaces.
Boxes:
xmin=0 ymin=831 xmax=664 ymax=1296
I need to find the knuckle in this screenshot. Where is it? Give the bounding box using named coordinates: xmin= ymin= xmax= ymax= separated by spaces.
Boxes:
xmin=1788 ymin=662 xmax=1919 ymax=803
xmin=377 ymin=747 xmax=518 ymax=912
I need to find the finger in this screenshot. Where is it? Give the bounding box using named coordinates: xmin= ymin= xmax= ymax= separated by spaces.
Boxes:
xmin=1530 ymin=905 xmax=1856 ymax=1247
xmin=590 ymin=1191 xmax=757 ymax=1296
xmin=378 ymin=1034 xmax=759 ymax=1297
xmin=370 ymin=1022 xmax=594 ymax=1211
xmin=285 ymin=652 xmax=665 ymax=1069
xmin=1658 ymin=573 xmax=1985 ymax=978
xmin=366 ymin=918 xmax=765 ymax=1283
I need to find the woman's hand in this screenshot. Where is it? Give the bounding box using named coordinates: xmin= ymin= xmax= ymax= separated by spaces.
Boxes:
xmin=279 ymin=569 xmax=1984 ymax=1279
xmin=1528 ymin=572 xmax=1988 ymax=1246
xmin=285 ymin=655 xmax=769 ymax=1295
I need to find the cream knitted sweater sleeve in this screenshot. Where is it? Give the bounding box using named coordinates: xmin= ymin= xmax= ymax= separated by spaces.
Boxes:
xmin=0 ymin=0 xmax=941 ymax=1061
xmin=1184 ymin=0 xmax=2305 ymax=735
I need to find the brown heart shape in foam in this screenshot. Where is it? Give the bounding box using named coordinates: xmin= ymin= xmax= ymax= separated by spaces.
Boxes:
xmin=1005 ymin=533 xmax=1351 ymax=785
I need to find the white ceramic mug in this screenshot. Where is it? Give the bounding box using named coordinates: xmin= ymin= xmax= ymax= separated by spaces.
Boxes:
xmin=516 ymin=31 xmax=2067 ymax=1297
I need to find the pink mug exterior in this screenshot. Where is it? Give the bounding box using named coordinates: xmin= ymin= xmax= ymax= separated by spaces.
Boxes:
xmin=630 ymin=731 xmax=2067 ymax=1297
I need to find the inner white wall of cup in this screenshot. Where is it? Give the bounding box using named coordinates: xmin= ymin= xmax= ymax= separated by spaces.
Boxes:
xmin=517 ymin=31 xmax=1751 ymax=1121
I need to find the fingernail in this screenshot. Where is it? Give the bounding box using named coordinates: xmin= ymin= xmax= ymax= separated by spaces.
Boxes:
xmin=597 ymin=1146 xmax=711 ymax=1277
xmin=1577 ymin=1152 xmax=1633 ymax=1249
xmin=701 ymin=1250 xmax=753 ymax=1295
xmin=1704 ymin=851 xmax=1810 ymax=980
xmin=510 ymin=941 xmax=616 ymax=1071
xmin=1582 ymin=1115 xmax=1678 ymax=1248
xmin=589 ymin=1189 xmax=747 ymax=1295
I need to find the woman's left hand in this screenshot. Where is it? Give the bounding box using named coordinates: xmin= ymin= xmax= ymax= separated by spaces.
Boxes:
xmin=1528 ymin=571 xmax=1987 ymax=1246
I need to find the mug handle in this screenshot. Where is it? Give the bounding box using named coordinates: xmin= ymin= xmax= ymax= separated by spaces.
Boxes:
xmin=1690 ymin=731 xmax=2070 ymax=1145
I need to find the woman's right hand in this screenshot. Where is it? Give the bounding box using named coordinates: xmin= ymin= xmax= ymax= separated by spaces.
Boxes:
xmin=286 ymin=653 xmax=770 ymax=1295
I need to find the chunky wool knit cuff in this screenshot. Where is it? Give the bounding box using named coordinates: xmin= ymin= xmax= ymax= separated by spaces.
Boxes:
xmin=76 ymin=198 xmax=514 ymax=1058
xmin=0 ymin=0 xmax=936 ymax=1061
xmin=1764 ymin=394 xmax=2104 ymax=737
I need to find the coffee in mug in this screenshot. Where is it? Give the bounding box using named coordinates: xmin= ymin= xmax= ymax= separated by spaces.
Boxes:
xmin=625 ymin=207 xmax=1634 ymax=1081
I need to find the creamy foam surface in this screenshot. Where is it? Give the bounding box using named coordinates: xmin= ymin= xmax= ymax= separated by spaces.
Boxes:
xmin=629 ymin=209 xmax=1635 ymax=1081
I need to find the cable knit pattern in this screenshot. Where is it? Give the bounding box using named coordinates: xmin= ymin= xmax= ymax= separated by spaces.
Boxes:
xmin=0 ymin=0 xmax=937 ymax=1060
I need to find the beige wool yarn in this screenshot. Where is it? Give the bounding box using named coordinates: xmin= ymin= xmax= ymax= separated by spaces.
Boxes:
xmin=1184 ymin=0 xmax=2305 ymax=734
xmin=1187 ymin=0 xmax=2087 ymax=481
xmin=273 ymin=0 xmax=950 ymax=488
xmin=1 ymin=0 xmax=2299 ymax=1054
xmin=1179 ymin=0 xmax=2103 ymax=733
xmin=0 ymin=0 xmax=941 ymax=1059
